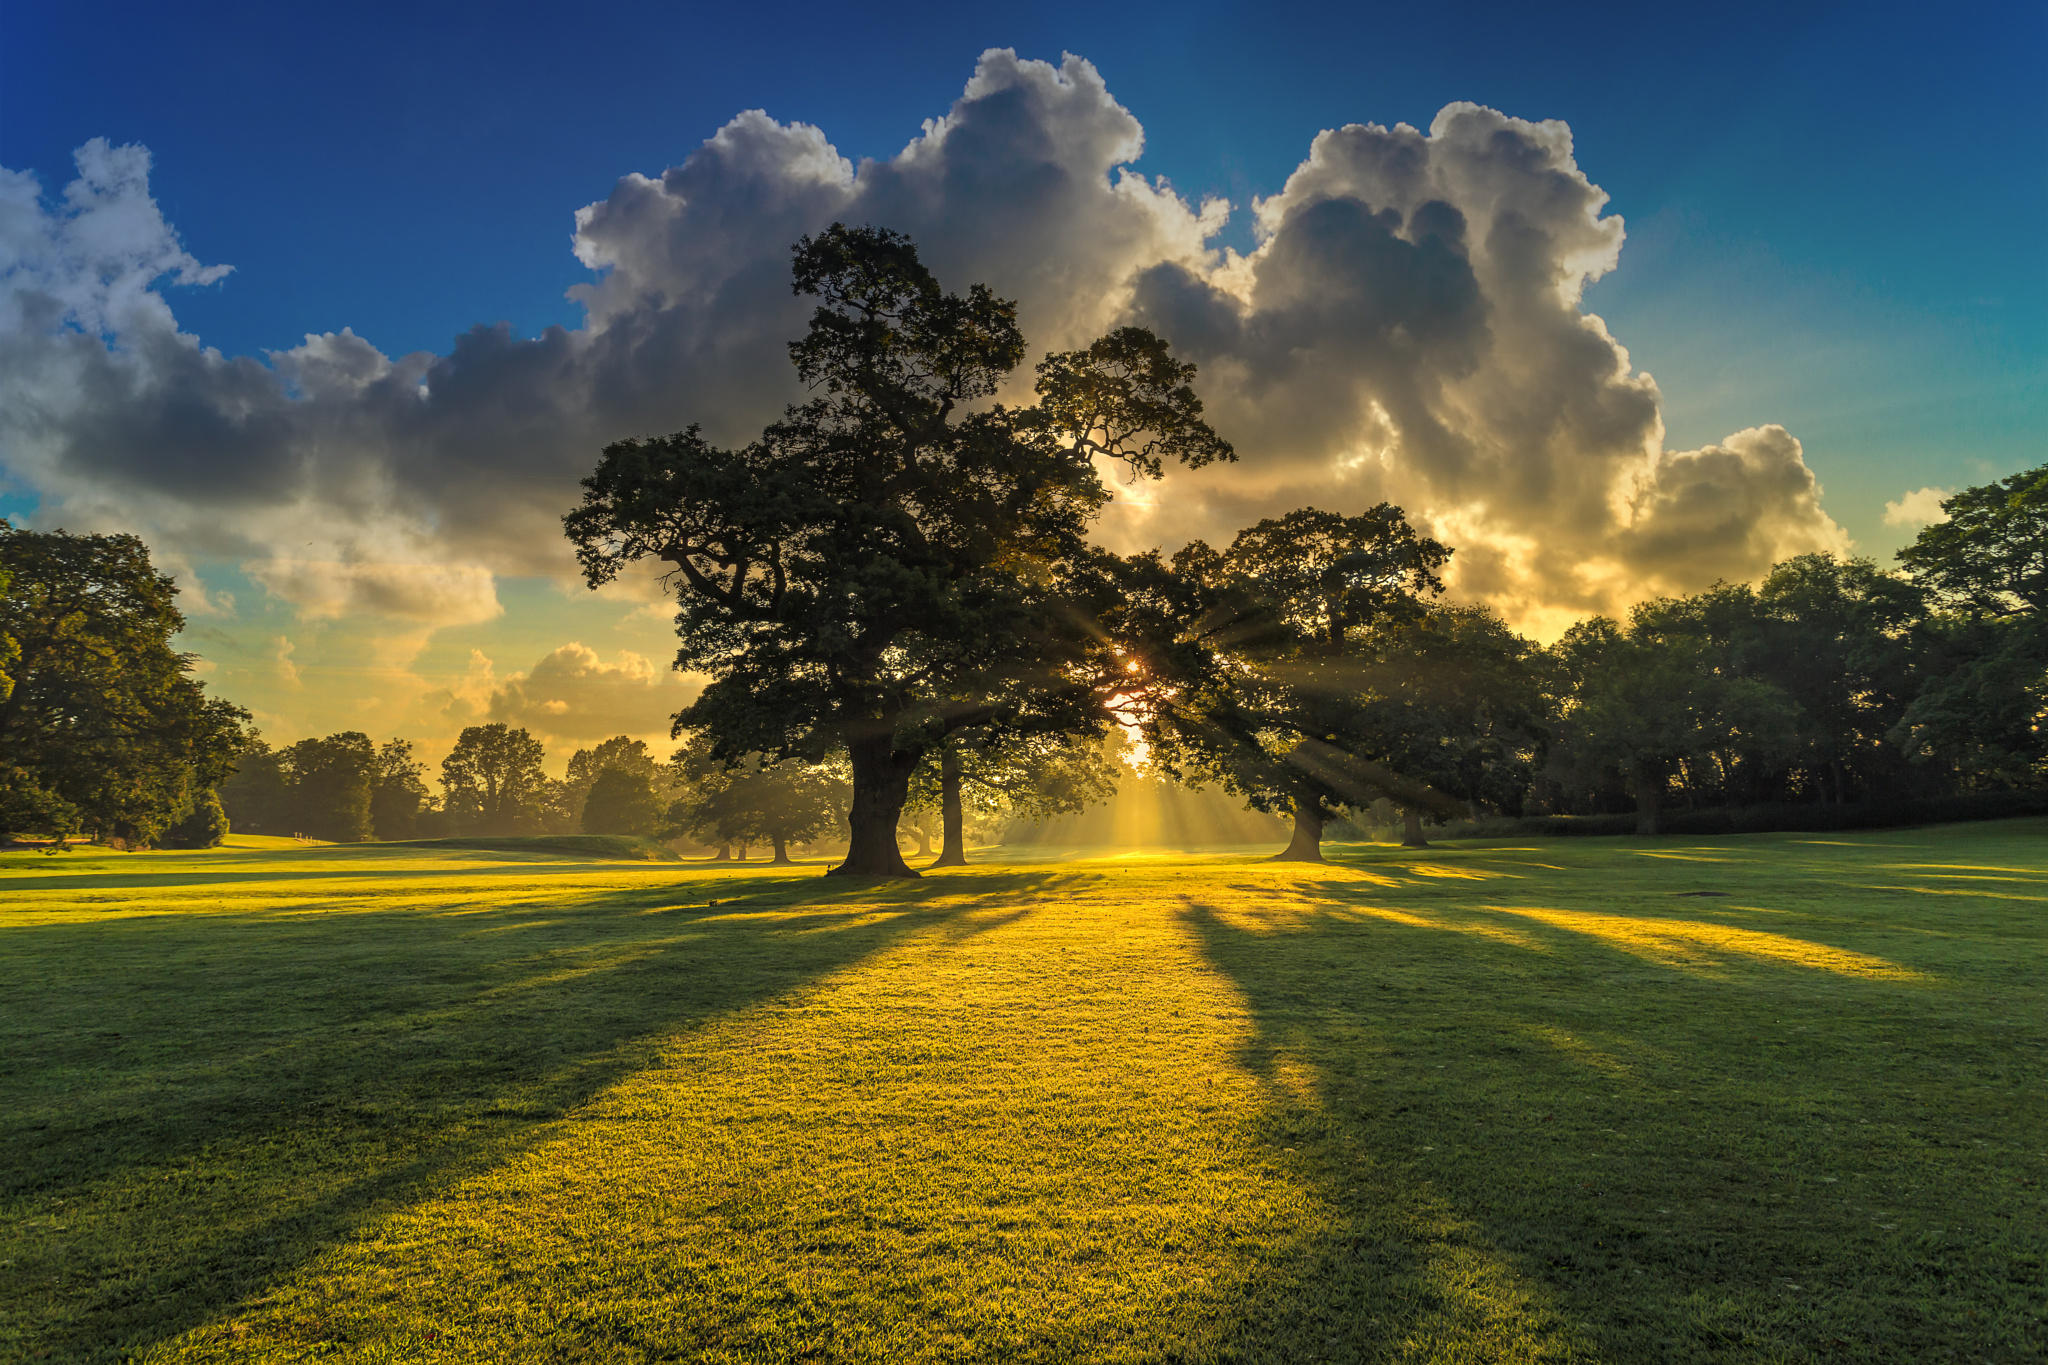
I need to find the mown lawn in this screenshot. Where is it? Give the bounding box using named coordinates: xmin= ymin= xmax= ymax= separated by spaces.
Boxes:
xmin=2 ymin=824 xmax=2044 ymax=1363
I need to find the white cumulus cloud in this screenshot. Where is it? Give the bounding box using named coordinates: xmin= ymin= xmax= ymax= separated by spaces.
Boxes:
xmin=0 ymin=52 xmax=1852 ymax=639
xmin=1882 ymin=485 xmax=1951 ymax=529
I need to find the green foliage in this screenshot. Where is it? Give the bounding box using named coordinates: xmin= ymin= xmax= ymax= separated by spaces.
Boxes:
xmin=580 ymin=765 xmax=664 ymax=838
xmin=1890 ymin=615 xmax=2047 ymax=788
xmin=369 ymin=739 xmax=432 ymax=840
xmin=159 ymin=789 xmax=229 ymax=849
xmin=1355 ymin=603 xmax=1550 ymax=816
xmin=0 ymin=550 xmax=15 ymax=707
xmin=1548 ymin=609 xmax=1801 ymax=833
xmin=0 ymin=522 xmax=247 ymax=845
xmin=217 ymin=734 xmax=290 ymax=834
xmin=669 ymin=737 xmax=844 ymax=862
xmin=1898 ymin=461 xmax=2047 ymax=617
xmin=566 ymin=225 xmax=1230 ymax=875
xmin=281 ymin=731 xmax=376 ymax=842
xmin=1143 ymin=506 xmax=1464 ymax=857
xmin=440 ymin=724 xmax=551 ymax=836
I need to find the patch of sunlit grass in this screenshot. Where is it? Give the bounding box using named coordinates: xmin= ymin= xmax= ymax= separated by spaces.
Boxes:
xmin=2 ymin=819 xmax=2043 ymax=1362
xmin=1477 ymin=905 xmax=1928 ymax=981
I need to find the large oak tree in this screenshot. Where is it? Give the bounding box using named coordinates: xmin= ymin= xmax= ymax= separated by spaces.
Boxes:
xmin=566 ymin=225 xmax=1230 ymax=876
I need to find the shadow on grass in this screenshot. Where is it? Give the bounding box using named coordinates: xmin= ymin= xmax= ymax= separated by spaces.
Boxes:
xmin=0 ymin=864 xmax=1069 ymax=1363
xmin=1179 ymin=880 xmax=2045 ymax=1360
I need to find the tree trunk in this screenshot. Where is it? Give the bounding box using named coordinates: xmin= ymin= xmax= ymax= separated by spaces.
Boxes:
xmin=769 ymin=834 xmax=790 ymax=865
xmin=931 ymin=745 xmax=967 ymax=867
xmin=912 ymin=824 xmax=932 ymax=857
xmin=1272 ymin=799 xmax=1325 ymax=862
xmin=1401 ymin=807 xmax=1429 ymax=848
xmin=713 ymin=842 xmax=731 ymax=861
xmin=735 ymin=843 xmax=749 ymax=862
xmin=830 ymin=731 xmax=919 ymax=878
xmin=1634 ymin=759 xmax=1664 ymax=836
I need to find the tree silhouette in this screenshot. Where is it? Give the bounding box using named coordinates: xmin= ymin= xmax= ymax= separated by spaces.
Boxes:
xmin=566 ymin=225 xmax=1230 ymax=876
xmin=441 ymin=724 xmax=550 ymax=835
xmin=1142 ymin=507 xmax=1465 ymax=861
xmin=0 ymin=522 xmax=245 ymax=844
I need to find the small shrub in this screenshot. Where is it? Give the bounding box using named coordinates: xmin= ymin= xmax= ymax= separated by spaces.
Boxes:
xmin=160 ymin=791 xmax=230 ymax=849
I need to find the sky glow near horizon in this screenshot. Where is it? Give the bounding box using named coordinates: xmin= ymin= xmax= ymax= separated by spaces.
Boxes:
xmin=1 ymin=2 xmax=2042 ymax=773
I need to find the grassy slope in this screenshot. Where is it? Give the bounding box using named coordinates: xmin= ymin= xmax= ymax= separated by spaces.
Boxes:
xmin=1 ymin=825 xmax=2043 ymax=1363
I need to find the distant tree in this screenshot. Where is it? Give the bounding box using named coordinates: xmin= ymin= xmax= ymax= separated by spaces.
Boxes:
xmin=218 ymin=732 xmax=291 ymax=834
xmin=441 ymin=724 xmax=550 ymax=835
xmin=1144 ymin=507 xmax=1467 ymax=861
xmin=0 ymin=522 xmax=246 ymax=845
xmin=369 ymin=739 xmax=432 ymax=840
xmin=916 ymin=729 xmax=1117 ymax=866
xmin=283 ymin=732 xmax=376 ymax=842
xmin=1890 ymin=465 xmax=2047 ymax=793
xmin=1549 ymin=612 xmax=1799 ymax=834
xmin=0 ymin=554 xmax=15 ymax=707
xmin=566 ymin=225 xmax=1231 ymax=876
xmin=1897 ymin=463 xmax=2047 ymax=618
xmin=1889 ymin=615 xmax=2047 ymax=790
xmin=1354 ymin=604 xmax=1550 ymax=846
xmin=565 ymin=736 xmax=667 ymax=832
xmin=671 ymin=742 xmax=842 ymax=864
xmin=1747 ymin=556 xmax=1928 ymax=802
xmin=582 ymin=765 xmax=664 ymax=837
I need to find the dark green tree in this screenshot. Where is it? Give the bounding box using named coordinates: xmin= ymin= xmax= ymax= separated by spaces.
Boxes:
xmin=0 ymin=523 xmax=246 ymax=845
xmin=218 ymin=732 xmax=291 ymax=834
xmin=1747 ymin=556 xmax=1928 ymax=802
xmin=1353 ymin=604 xmax=1551 ymax=846
xmin=441 ymin=723 xmax=551 ymax=835
xmin=1142 ymin=506 xmax=1466 ymax=861
xmin=161 ymin=790 xmax=230 ymax=849
xmin=671 ymin=743 xmax=842 ymax=865
xmin=1891 ymin=465 xmax=2047 ymax=792
xmin=369 ymin=738 xmax=432 ymax=840
xmin=566 ymin=225 xmax=1230 ymax=877
xmin=283 ymin=732 xmax=376 ymax=842
xmin=1897 ymin=463 xmax=2047 ymax=618
xmin=582 ymin=764 xmax=664 ymax=837
xmin=1548 ymin=612 xmax=1799 ymax=834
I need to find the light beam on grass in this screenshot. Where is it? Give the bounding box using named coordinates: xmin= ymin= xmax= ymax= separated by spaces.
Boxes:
xmin=1478 ymin=905 xmax=1927 ymax=980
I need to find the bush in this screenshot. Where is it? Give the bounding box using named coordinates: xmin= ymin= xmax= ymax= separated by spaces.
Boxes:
xmin=160 ymin=790 xmax=230 ymax=849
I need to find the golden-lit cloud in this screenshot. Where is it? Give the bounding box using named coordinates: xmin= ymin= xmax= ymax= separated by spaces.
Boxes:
xmin=481 ymin=642 xmax=699 ymax=749
xmin=1882 ymin=485 xmax=1950 ymax=529
xmin=3 ymin=55 xmax=1852 ymax=643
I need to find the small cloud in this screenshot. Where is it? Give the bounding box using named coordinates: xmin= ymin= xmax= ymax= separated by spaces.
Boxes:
xmin=271 ymin=635 xmax=301 ymax=688
xmin=1883 ymin=485 xmax=1951 ymax=529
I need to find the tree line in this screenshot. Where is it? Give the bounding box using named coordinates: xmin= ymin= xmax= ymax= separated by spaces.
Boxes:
xmin=565 ymin=224 xmax=2045 ymax=872
xmin=4 ymin=228 xmax=2040 ymax=861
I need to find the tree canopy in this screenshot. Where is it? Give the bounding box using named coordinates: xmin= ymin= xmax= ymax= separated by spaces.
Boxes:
xmin=1142 ymin=506 xmax=1466 ymax=860
xmin=566 ymin=224 xmax=1230 ymax=876
xmin=441 ymin=724 xmax=552 ymax=836
xmin=0 ymin=522 xmax=246 ymax=845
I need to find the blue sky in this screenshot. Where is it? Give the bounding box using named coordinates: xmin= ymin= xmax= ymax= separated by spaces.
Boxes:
xmin=6 ymin=0 xmax=2041 ymax=505
xmin=2 ymin=0 xmax=2042 ymax=759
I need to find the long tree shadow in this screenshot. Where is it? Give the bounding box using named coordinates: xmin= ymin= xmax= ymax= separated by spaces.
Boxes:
xmin=0 ymin=862 xmax=1068 ymax=1362
xmin=1179 ymin=878 xmax=2045 ymax=1361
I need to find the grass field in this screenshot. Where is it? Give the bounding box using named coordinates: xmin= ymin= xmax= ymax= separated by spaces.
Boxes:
xmin=3 ymin=824 xmax=2044 ymax=1362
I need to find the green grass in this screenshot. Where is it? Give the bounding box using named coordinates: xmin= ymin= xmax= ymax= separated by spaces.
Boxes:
xmin=2 ymin=824 xmax=2044 ymax=1362
xmin=374 ymin=835 xmax=686 ymax=862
